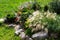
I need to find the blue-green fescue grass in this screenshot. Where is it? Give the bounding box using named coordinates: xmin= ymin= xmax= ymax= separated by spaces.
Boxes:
xmin=0 ymin=0 xmax=52 ymax=40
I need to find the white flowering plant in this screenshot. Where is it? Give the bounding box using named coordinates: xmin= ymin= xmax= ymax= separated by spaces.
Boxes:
xmin=25 ymin=10 xmax=60 ymax=35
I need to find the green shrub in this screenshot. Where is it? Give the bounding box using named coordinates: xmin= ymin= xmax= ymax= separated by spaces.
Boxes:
xmin=46 ymin=19 xmax=58 ymax=33
xmin=31 ymin=2 xmax=41 ymax=11
xmin=6 ymin=13 xmax=15 ymax=23
xmin=20 ymin=10 xmax=34 ymax=27
xmin=25 ymin=28 xmax=33 ymax=37
xmin=0 ymin=22 xmax=3 ymax=26
xmin=44 ymin=5 xmax=48 ymax=12
xmin=49 ymin=0 xmax=60 ymax=14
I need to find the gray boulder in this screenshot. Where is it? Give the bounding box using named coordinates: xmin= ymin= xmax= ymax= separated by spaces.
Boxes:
xmin=19 ymin=32 xmax=27 ymax=40
xmin=25 ymin=35 xmax=33 ymax=40
xmin=14 ymin=25 xmax=21 ymax=31
xmin=15 ymin=29 xmax=24 ymax=35
xmin=32 ymin=31 xmax=48 ymax=40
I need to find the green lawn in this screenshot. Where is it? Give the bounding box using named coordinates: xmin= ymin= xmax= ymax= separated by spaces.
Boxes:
xmin=0 ymin=25 xmax=21 ymax=40
xmin=0 ymin=0 xmax=30 ymax=18
xmin=0 ymin=0 xmax=52 ymax=40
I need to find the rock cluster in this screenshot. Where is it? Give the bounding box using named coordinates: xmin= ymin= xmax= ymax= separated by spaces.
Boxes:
xmin=14 ymin=23 xmax=48 ymax=40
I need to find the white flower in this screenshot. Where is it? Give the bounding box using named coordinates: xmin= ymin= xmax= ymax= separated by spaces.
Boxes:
xmin=46 ymin=12 xmax=57 ymax=20
xmin=29 ymin=16 xmax=35 ymax=22
xmin=33 ymin=10 xmax=40 ymax=16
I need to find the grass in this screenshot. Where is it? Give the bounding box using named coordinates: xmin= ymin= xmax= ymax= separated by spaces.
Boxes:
xmin=0 ymin=25 xmax=21 ymax=40
xmin=0 ymin=0 xmax=52 ymax=40
xmin=0 ymin=0 xmax=30 ymax=18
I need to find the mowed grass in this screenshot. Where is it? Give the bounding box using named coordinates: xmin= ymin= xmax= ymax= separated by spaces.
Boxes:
xmin=0 ymin=25 xmax=21 ymax=40
xmin=0 ymin=0 xmax=30 ymax=18
xmin=0 ymin=0 xmax=52 ymax=40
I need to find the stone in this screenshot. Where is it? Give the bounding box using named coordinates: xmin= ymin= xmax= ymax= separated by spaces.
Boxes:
xmin=24 ymin=35 xmax=33 ymax=40
xmin=32 ymin=31 xmax=48 ymax=40
xmin=15 ymin=29 xmax=24 ymax=35
xmin=28 ymin=38 xmax=33 ymax=40
xmin=8 ymin=24 xmax=16 ymax=27
xmin=26 ymin=38 xmax=33 ymax=40
xmin=0 ymin=18 xmax=5 ymax=22
xmin=19 ymin=32 xmax=26 ymax=39
xmin=14 ymin=25 xmax=21 ymax=31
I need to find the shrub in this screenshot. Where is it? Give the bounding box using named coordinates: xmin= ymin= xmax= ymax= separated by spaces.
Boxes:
xmin=5 ymin=14 xmax=15 ymax=23
xmin=0 ymin=22 xmax=3 ymax=26
xmin=31 ymin=2 xmax=41 ymax=11
xmin=20 ymin=10 xmax=34 ymax=28
xmin=44 ymin=5 xmax=48 ymax=12
xmin=49 ymin=0 xmax=60 ymax=14
xmin=25 ymin=28 xmax=33 ymax=37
